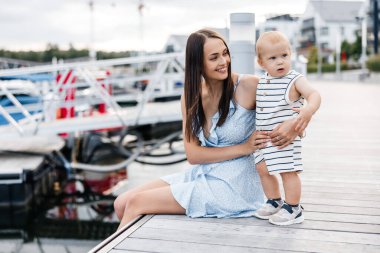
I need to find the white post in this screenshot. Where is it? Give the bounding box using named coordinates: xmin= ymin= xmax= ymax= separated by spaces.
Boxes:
xmin=229 ymin=13 xmax=256 ymax=74
xmin=336 ymin=26 xmax=342 ymax=80
xmin=361 ymin=16 xmax=367 ymax=74
xmin=357 ymin=0 xmax=368 ymax=80
xmin=317 ymin=27 xmax=322 ymax=78
xmin=89 ymin=0 xmax=96 ymax=61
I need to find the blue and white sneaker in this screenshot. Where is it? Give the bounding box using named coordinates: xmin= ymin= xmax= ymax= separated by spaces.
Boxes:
xmin=253 ymin=199 xmax=283 ymax=220
xmin=269 ymin=203 xmax=304 ymax=225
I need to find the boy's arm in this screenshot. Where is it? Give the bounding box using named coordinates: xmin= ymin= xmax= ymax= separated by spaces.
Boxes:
xmin=292 ymin=77 xmax=321 ymax=132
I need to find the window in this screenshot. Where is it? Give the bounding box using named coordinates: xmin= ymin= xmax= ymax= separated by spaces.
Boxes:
xmin=264 ymin=27 xmax=276 ymax=32
xmin=320 ymin=27 xmax=329 ymax=35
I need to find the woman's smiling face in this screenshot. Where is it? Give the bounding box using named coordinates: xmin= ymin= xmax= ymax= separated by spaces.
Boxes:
xmin=202 ymin=37 xmax=230 ymax=81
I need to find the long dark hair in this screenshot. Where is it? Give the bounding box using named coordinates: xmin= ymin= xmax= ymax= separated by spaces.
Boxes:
xmin=184 ymin=29 xmax=234 ymax=141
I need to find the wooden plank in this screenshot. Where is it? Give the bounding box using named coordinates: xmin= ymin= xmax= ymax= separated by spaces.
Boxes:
xmin=301 ymin=197 xmax=380 ymax=208
xmin=303 ymin=191 xmax=380 ymax=201
xmin=152 ymin=215 xmax=380 ymax=234
xmin=306 ymin=154 xmax=379 ymax=161
xmin=306 ymin=212 xmax=380 ymax=225
xmin=130 ymin=227 xmax=380 ymax=253
xmin=109 ymin=249 xmax=152 ymax=253
xmin=301 ymin=178 xmax=380 ymax=185
xmin=303 ymin=171 xmax=380 ymax=178
xmin=303 ymin=171 xmax=380 ymax=176
xmin=301 ymin=158 xmax=380 ymax=168
xmin=303 ymin=167 xmax=380 ymax=173
xmin=302 ymin=191 xmax=380 ymax=201
xmin=156 ymin=212 xmax=380 ymax=226
xmin=300 ymin=180 xmax=380 ymax=189
xmin=303 ymin=204 xmax=380 ymax=215
xmin=143 ymin=218 xmax=380 ymax=245
xmin=302 ymin=185 xmax=380 ymax=195
xmin=115 ymin=237 xmax=299 ymax=253
xmin=89 ymin=215 xmax=153 ymax=253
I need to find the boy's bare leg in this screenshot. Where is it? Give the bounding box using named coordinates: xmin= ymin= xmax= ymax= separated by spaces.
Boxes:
xmin=280 ymin=172 xmax=301 ymax=205
xmin=256 ymin=161 xmax=281 ymax=199
xmin=269 ymin=171 xmax=304 ymax=225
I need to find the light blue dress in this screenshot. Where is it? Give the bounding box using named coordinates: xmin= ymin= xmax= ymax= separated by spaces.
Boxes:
xmin=161 ymin=80 xmax=265 ymax=218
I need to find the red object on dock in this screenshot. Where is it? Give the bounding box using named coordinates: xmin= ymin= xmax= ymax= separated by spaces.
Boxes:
xmin=56 ymin=70 xmax=76 ymax=119
xmin=98 ymin=70 xmax=112 ymax=114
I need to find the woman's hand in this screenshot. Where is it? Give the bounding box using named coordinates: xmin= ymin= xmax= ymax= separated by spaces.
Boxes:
xmin=244 ymin=130 xmax=270 ymax=154
xmin=270 ymin=119 xmax=301 ymax=149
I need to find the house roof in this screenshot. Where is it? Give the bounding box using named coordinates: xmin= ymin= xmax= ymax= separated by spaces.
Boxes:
xmin=311 ymin=0 xmax=363 ymax=22
xmin=168 ymin=35 xmax=188 ymax=50
xmin=165 ymin=28 xmax=230 ymax=52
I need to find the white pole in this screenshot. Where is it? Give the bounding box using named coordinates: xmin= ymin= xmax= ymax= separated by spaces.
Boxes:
xmin=229 ymin=13 xmax=256 ymax=74
xmin=89 ymin=0 xmax=96 ymax=61
xmin=317 ymin=27 xmax=322 ymax=78
xmin=361 ymin=17 xmax=367 ymax=73
xmin=138 ymin=0 xmax=145 ymax=73
xmin=336 ymin=26 xmax=341 ymax=80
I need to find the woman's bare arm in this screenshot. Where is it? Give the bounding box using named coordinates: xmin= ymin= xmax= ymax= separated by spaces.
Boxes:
xmin=181 ymin=96 xmax=268 ymax=165
xmin=233 ymin=73 xmax=259 ymax=110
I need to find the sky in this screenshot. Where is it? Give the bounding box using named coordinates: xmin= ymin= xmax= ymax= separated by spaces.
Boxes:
xmin=0 ymin=0 xmax=312 ymax=52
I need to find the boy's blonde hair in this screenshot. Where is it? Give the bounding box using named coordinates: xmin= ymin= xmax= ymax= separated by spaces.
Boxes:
xmin=256 ymin=31 xmax=291 ymax=59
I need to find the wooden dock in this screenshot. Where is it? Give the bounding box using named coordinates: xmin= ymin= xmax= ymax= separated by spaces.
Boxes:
xmin=90 ymin=80 xmax=380 ymax=253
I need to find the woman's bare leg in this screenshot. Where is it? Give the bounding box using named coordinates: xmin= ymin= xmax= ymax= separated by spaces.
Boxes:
xmin=117 ymin=185 xmax=185 ymax=230
xmin=114 ymin=179 xmax=169 ymax=220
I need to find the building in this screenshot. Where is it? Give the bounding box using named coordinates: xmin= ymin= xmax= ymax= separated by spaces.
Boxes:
xmin=163 ymin=28 xmax=229 ymax=53
xmin=163 ymin=35 xmax=188 ymax=53
xmin=367 ymin=0 xmax=380 ymax=54
xmin=256 ymin=14 xmax=301 ymax=51
xmin=299 ymin=0 xmax=364 ymax=63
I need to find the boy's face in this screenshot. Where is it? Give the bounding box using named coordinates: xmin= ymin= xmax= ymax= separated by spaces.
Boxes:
xmin=258 ymin=40 xmax=291 ymax=77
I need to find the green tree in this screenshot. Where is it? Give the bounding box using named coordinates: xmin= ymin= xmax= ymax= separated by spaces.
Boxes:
xmin=350 ymin=32 xmax=362 ymax=61
xmin=307 ymin=46 xmax=318 ymax=64
xmin=341 ymin=40 xmax=351 ymax=60
xmin=43 ymin=43 xmax=60 ymax=62
xmin=0 ymin=44 xmax=138 ymax=63
xmin=340 ymin=32 xmax=363 ymax=62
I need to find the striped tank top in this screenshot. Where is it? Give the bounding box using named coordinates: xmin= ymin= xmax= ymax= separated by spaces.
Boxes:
xmin=254 ymin=70 xmax=304 ymax=174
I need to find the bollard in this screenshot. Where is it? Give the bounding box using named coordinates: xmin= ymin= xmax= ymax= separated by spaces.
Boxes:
xmin=229 ymin=13 xmax=256 ymax=74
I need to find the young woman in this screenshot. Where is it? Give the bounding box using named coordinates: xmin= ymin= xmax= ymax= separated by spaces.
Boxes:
xmin=114 ymin=29 xmax=300 ymax=230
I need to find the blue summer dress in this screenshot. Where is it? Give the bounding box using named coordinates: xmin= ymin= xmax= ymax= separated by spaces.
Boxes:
xmin=161 ymin=78 xmax=265 ymax=218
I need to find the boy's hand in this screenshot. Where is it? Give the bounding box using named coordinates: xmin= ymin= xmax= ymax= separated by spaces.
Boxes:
xmin=270 ymin=118 xmax=301 ymax=149
xmin=292 ymin=107 xmax=313 ymax=133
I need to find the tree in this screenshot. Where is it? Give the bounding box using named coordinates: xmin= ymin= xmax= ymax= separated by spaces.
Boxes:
xmin=307 ymin=46 xmax=318 ymax=65
xmin=43 ymin=43 xmax=61 ymax=62
xmin=340 ymin=32 xmax=363 ymax=62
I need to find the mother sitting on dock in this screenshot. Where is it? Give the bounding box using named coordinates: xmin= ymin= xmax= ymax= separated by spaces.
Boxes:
xmin=114 ymin=29 xmax=300 ymax=230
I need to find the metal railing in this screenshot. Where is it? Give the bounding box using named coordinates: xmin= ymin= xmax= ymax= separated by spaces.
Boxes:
xmin=0 ymin=52 xmax=184 ymax=137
